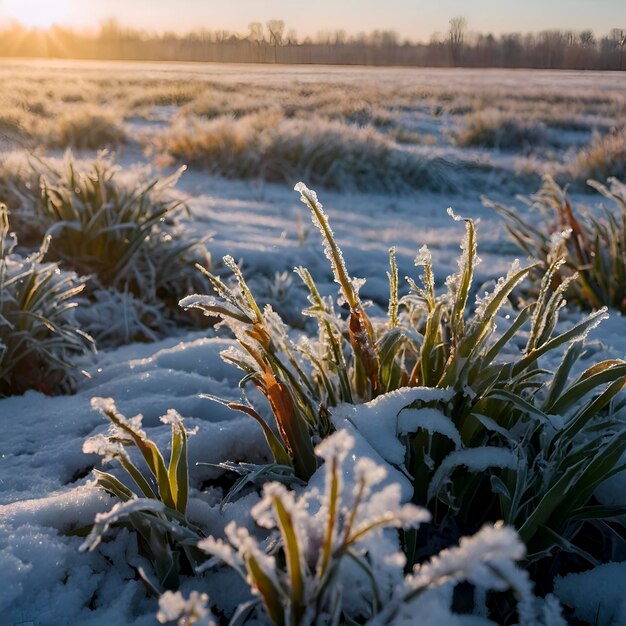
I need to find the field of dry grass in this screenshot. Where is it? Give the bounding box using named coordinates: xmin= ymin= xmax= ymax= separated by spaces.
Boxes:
xmin=0 ymin=60 xmax=623 ymax=192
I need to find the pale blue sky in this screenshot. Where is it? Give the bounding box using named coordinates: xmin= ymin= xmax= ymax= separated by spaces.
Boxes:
xmin=2 ymin=0 xmax=625 ymax=39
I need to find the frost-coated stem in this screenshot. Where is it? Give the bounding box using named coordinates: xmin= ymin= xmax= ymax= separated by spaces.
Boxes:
xmin=295 ymin=182 xmax=359 ymax=310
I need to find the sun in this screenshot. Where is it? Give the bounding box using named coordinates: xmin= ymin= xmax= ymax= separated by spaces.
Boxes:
xmin=3 ymin=0 xmax=69 ymax=29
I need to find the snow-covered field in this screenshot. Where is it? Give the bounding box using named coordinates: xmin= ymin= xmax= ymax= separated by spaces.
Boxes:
xmin=1 ymin=61 xmax=625 ymax=625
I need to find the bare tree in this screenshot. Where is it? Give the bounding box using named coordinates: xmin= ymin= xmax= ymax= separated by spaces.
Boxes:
xmin=611 ymin=28 xmax=626 ymax=70
xmin=580 ymin=30 xmax=595 ymax=47
xmin=448 ymin=16 xmax=467 ymax=65
xmin=267 ymin=20 xmax=285 ymax=46
xmin=266 ymin=19 xmax=285 ymax=62
xmin=248 ymin=22 xmax=264 ymax=44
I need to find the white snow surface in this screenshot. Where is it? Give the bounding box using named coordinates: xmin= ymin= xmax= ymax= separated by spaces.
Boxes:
xmin=555 ymin=563 xmax=626 ymax=626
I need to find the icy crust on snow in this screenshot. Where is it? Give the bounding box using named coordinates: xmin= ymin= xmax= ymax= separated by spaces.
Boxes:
xmin=330 ymin=386 xmax=455 ymax=466
xmin=554 ymin=562 xmax=626 ymax=626
xmin=0 ymin=332 xmax=267 ymax=503
xmin=0 ymin=331 xmax=271 ymax=624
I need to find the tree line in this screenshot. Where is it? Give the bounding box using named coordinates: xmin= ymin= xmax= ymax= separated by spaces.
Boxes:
xmin=0 ymin=17 xmax=624 ymax=70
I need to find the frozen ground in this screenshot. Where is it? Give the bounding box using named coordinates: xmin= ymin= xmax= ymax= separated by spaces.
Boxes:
xmin=0 ymin=61 xmax=625 ymax=625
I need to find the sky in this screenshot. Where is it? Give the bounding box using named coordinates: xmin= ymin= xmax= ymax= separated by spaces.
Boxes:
xmin=0 ymin=0 xmax=624 ymax=40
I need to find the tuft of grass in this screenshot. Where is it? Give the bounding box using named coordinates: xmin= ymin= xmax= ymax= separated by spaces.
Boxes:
xmin=454 ymin=109 xmax=548 ymax=151
xmin=182 ymin=89 xmax=270 ymax=120
xmin=566 ymin=127 xmax=626 ymax=182
xmin=82 ymin=398 xmax=204 ymax=590
xmin=0 ymin=204 xmax=94 ymax=396
xmin=45 ymin=105 xmax=126 ymax=149
xmin=128 ymin=83 xmax=207 ymax=109
xmin=200 ymin=430 xmax=430 ymax=625
xmin=0 ymin=108 xmax=36 ymax=142
xmin=183 ymin=183 xmax=626 ymax=572
xmin=9 ymin=152 xmax=211 ymax=342
xmin=199 ymin=430 xmax=547 ymax=626
xmin=486 ymin=174 xmax=626 ymax=313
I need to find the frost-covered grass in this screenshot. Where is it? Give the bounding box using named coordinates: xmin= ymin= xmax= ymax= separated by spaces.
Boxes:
xmin=487 ymin=175 xmax=626 ymax=312
xmin=6 ymin=152 xmax=211 ymax=344
xmin=0 ymin=97 xmax=125 ymax=150
xmin=84 ymin=414 xmax=564 ymax=624
xmin=453 ymin=109 xmax=548 ymax=151
xmin=183 ymin=183 xmax=626 ymax=589
xmin=44 ymin=105 xmax=127 ymax=150
xmin=127 ymin=83 xmax=208 ymax=109
xmin=157 ymin=111 xmax=462 ymax=192
xmin=0 ymin=62 xmax=623 ymax=187
xmin=0 ymin=204 xmax=93 ymax=396
xmin=1 ymin=61 xmax=626 ymax=626
xmin=566 ymin=127 xmax=626 ymax=182
xmin=196 ymin=430 xmax=555 ymax=626
xmin=81 ymin=397 xmax=203 ymax=590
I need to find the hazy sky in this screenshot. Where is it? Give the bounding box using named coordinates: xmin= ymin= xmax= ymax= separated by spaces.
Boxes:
xmin=1 ymin=0 xmax=625 ymax=40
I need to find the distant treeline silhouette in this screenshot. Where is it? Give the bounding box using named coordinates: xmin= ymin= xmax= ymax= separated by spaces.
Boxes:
xmin=0 ymin=18 xmax=624 ymax=70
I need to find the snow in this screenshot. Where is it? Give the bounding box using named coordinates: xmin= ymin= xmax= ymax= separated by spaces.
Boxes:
xmin=555 ymin=563 xmax=626 ymax=626
xmin=330 ymin=387 xmax=454 ymax=465
xmin=427 ymin=448 xmax=518 ymax=503
xmin=0 ymin=330 xmax=271 ymax=624
xmin=0 ymin=60 xmax=625 ymax=625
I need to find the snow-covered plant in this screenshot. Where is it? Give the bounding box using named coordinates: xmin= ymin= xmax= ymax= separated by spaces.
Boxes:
xmin=199 ymin=430 xmax=430 ymax=625
xmin=182 ymin=254 xmax=319 ymax=480
xmin=0 ymin=203 xmax=93 ymax=396
xmin=182 ymin=184 xmax=624 ymax=472
xmin=373 ymin=522 xmax=566 ymax=626
xmin=82 ymin=398 xmax=204 ymax=589
xmin=486 ymin=174 xmax=626 ymax=312
xmin=198 ymin=430 xmax=559 ymax=626
xmin=9 ymin=152 xmax=211 ymax=338
xmin=183 ymin=183 xmax=626 ymax=574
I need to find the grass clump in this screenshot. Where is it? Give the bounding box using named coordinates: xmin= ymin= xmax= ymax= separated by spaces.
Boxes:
xmin=82 ymin=398 xmax=204 ymax=590
xmin=128 ymin=83 xmax=207 ymax=109
xmin=567 ymin=127 xmax=626 ymax=182
xmin=45 ymin=105 xmax=126 ymax=149
xmin=182 ymin=89 xmax=270 ymax=120
xmin=183 ymin=183 xmax=626 ymax=577
xmin=486 ymin=174 xmax=626 ymax=312
xmin=454 ymin=109 xmax=548 ymax=151
xmin=84 ymin=419 xmax=547 ymax=624
xmin=156 ymin=111 xmax=454 ymax=193
xmin=0 ymin=204 xmax=93 ymax=396
xmin=0 ymin=108 xmax=36 ymax=143
xmin=10 ymin=152 xmax=210 ymax=343
xmin=199 ymin=430 xmax=547 ymax=626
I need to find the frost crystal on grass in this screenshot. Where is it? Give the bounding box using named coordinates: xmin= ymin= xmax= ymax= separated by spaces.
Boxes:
xmin=474 ymin=258 xmax=523 ymax=319
xmin=82 ymin=433 xmax=129 ymax=464
xmin=157 ymin=590 xmax=216 ymax=626
xmin=91 ymin=396 xmax=147 ymax=440
xmin=295 ymin=181 xmax=362 ymax=308
xmin=199 ymin=428 xmax=431 ymax=624
xmin=408 ymin=522 xmax=526 ymax=592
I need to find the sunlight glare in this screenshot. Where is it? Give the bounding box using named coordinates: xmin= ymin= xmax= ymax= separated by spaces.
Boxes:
xmin=3 ymin=0 xmax=69 ymax=29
